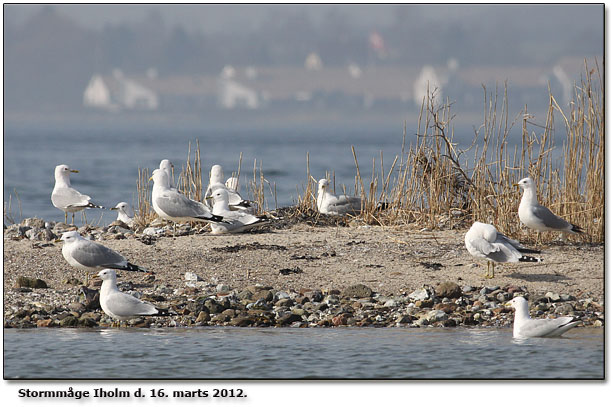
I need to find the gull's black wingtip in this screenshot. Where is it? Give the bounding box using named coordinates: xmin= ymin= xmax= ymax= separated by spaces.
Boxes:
xmin=570 ymin=224 xmax=584 ymax=234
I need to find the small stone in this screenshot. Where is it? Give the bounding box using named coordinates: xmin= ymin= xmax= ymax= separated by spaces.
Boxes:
xmin=545 ymin=292 xmax=561 ymax=302
xmin=254 ymin=290 xmax=273 ymax=302
xmin=229 ymin=315 xmax=253 ymax=327
xmin=185 ymin=272 xmax=202 ymax=282
xmin=59 ymin=316 xmax=79 ymax=327
xmin=342 ymin=284 xmax=373 ymax=298
xmin=415 ymin=299 xmax=434 ymax=308
xmin=462 ymin=285 xmax=475 ymax=293
xmin=16 ymin=277 xmax=48 ymax=289
xmin=331 ymin=315 xmax=348 ymax=326
xmin=216 ymin=284 xmax=230 ymax=293
xmin=409 ymin=287 xmax=430 ymax=301
xmin=277 ymin=313 xmax=303 ymax=326
xmin=395 ymin=314 xmax=413 ymax=324
xmin=426 ymin=310 xmax=448 ymax=322
xmin=436 ymin=281 xmax=462 ymax=299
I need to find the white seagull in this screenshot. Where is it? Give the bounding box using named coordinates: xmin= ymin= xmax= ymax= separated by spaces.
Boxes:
xmin=465 ymin=221 xmax=541 ymax=278
xmin=97 ymin=269 xmax=159 ymax=326
xmin=517 ymin=177 xmax=583 ymax=234
xmin=316 ymin=179 xmax=362 ymax=215
xmin=150 ymin=168 xmax=223 ymax=226
xmin=208 ymin=188 xmax=269 ymax=234
xmin=506 ymin=296 xmax=580 ymax=339
xmin=61 ymin=231 xmax=147 ymax=282
xmin=110 ymin=202 xmax=135 ymax=227
xmin=51 ymin=164 xmax=103 ymax=224
xmin=204 ymin=165 xmax=252 ymax=211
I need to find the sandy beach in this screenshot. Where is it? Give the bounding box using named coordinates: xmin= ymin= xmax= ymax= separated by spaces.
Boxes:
xmin=3 ymin=218 xmax=604 ymax=329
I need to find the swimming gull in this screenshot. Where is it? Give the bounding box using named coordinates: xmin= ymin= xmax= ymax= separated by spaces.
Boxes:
xmin=204 ymin=164 xmax=252 ymax=210
xmin=465 ymin=221 xmax=541 ymax=278
xmin=517 ymin=177 xmax=583 ymax=234
xmin=97 ymin=269 xmax=159 ymax=326
xmin=316 ymin=179 xmax=363 ymax=215
xmin=61 ymin=231 xmax=147 ymax=282
xmin=51 ymin=164 xmax=103 ymax=224
xmin=208 ymin=188 xmax=269 ymax=234
xmin=110 ymin=202 xmax=135 ymax=228
xmin=159 ymin=159 xmax=176 ymax=190
xmin=506 ymin=296 xmax=580 ymax=338
xmin=150 ymin=168 xmax=223 ymax=226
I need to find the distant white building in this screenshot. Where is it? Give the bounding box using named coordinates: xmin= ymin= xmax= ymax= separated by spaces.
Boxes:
xmin=413 ymin=65 xmax=442 ymax=107
xmin=305 ymin=52 xmax=323 ymax=71
xmin=218 ymin=79 xmax=259 ymax=109
xmin=82 ymin=70 xmax=159 ymax=111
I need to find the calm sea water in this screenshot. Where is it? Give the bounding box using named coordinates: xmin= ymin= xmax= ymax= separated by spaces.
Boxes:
xmin=3 ymin=327 xmax=604 ymax=379
xmin=4 ymin=125 xmax=411 ymax=225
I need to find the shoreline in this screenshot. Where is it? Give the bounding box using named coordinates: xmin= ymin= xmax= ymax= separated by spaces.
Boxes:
xmin=3 ymin=218 xmax=604 ymax=329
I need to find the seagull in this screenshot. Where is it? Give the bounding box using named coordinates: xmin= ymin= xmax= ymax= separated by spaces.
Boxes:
xmin=159 ymin=159 xmax=176 ymax=190
xmin=465 ymin=221 xmax=541 ymax=278
xmin=51 ymin=164 xmax=103 ymax=224
xmin=506 ymin=296 xmax=580 ymax=338
xmin=208 ymin=188 xmax=270 ymax=234
xmin=110 ymin=202 xmax=135 ymax=228
xmin=517 ymin=177 xmax=583 ymax=235
xmin=204 ymin=165 xmax=252 ymax=211
xmin=97 ymin=269 xmax=160 ymax=327
xmin=61 ymin=231 xmax=147 ymax=283
xmin=150 ymin=168 xmax=224 ymax=228
xmin=316 ymin=178 xmax=362 ymax=215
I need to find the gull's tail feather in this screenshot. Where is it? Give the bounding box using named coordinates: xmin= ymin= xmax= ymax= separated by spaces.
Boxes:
xmin=519 ymin=255 xmax=542 ymax=263
xmin=86 ymin=202 xmax=105 ymax=209
xmin=570 ymin=224 xmax=584 ymax=234
xmin=518 ymin=247 xmax=541 ymax=254
xmin=121 ymin=262 xmax=148 ymax=273
xmin=154 ymin=307 xmax=174 ymax=317
xmin=199 ymin=214 xmax=225 ymax=223
xmin=376 ymin=202 xmax=389 ymax=211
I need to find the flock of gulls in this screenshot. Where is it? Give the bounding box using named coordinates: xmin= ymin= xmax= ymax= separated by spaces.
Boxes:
xmin=50 ymin=160 xmax=584 ymax=338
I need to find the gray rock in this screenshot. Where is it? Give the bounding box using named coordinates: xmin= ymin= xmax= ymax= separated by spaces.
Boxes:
xmin=16 ymin=277 xmax=48 ymax=289
xmin=462 ymin=285 xmax=475 ymax=293
xmin=496 ymin=292 xmax=511 ymax=302
xmin=342 ymin=284 xmax=373 ymax=298
xmin=426 ymin=310 xmax=448 ymax=322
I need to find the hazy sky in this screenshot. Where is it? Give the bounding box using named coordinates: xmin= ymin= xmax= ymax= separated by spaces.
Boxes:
xmin=6 ymin=3 xmax=602 ymax=34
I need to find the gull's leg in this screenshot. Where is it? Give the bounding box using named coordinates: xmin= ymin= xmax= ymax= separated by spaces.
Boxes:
xmin=71 ymin=212 xmax=75 ymax=225
xmin=64 ymin=212 xmax=68 ymax=224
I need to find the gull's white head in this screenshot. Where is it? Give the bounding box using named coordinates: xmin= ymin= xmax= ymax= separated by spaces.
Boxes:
xmin=210 ymin=165 xmax=224 ymax=184
xmin=150 ymin=168 xmax=170 ymax=188
xmin=506 ymin=296 xmax=529 ymax=311
xmin=97 ymin=268 xmax=117 ymax=281
xmin=211 ymin=188 xmax=230 ymax=204
xmin=516 ymin=177 xmax=535 ymax=191
xmin=159 ymin=159 xmax=174 ymax=173
xmin=60 ymin=230 xmax=82 ymax=243
xmin=111 ymin=202 xmax=134 ymax=218
xmin=318 ymin=179 xmax=330 ymax=190
xmin=54 ymin=164 xmax=78 ymax=182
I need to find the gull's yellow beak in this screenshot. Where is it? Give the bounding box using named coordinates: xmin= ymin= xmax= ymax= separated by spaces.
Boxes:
xmin=70 ymin=169 xmax=79 ymax=173
xmin=205 ymin=195 xmax=213 ymax=200
xmin=110 ymin=207 xmax=118 ymax=211
xmin=149 ymin=176 xmax=154 ymax=181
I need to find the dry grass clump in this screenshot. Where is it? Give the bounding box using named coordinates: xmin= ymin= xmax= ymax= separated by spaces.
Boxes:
xmin=294 ymin=59 xmax=603 ymax=243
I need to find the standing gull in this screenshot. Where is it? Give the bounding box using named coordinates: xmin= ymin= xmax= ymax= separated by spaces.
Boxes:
xmin=204 ymin=165 xmax=251 ymax=210
xmin=208 ymin=189 xmax=269 ymax=234
xmin=61 ymin=231 xmax=147 ymax=282
xmin=150 ymin=169 xmax=223 ymax=227
xmin=51 ymin=164 xmax=103 ymax=224
xmin=506 ymin=296 xmax=580 ymax=338
xmin=517 ymin=177 xmax=583 ymax=235
xmin=110 ymin=202 xmax=135 ymax=228
xmin=316 ymin=179 xmax=362 ymax=215
xmin=465 ymin=221 xmax=541 ymax=278
xmin=97 ymin=269 xmax=159 ymax=326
